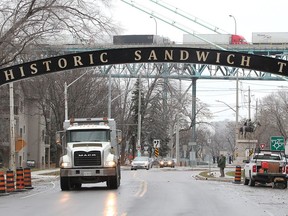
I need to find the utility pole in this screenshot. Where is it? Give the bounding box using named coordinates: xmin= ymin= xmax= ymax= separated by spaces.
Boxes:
xmin=175 ymin=80 xmax=181 ymax=165
xmin=9 ymin=83 xmax=15 ymax=171
xmin=108 ymin=70 xmax=112 ymax=118
xmin=248 ymin=86 xmax=251 ymax=120
xmin=235 ymin=69 xmax=239 ymax=141
xmin=137 ymin=74 xmax=142 ymax=156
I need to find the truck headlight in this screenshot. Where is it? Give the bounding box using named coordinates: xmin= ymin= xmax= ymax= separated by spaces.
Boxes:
xmin=60 ymin=162 xmax=71 ymax=168
xmin=60 ymin=155 xmax=72 ymax=168
xmin=105 ymin=161 xmax=116 ymax=167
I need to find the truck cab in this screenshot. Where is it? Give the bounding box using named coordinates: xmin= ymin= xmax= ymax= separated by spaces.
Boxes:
xmin=59 ymin=118 xmax=122 ymax=191
xmin=231 ymin=34 xmax=248 ymax=44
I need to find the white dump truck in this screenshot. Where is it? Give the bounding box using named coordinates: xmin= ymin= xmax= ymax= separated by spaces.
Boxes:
xmin=59 ymin=118 xmax=122 ymax=191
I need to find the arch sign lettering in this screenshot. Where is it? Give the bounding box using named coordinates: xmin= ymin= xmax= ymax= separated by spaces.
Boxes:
xmin=1 ymin=47 xmax=288 ymax=86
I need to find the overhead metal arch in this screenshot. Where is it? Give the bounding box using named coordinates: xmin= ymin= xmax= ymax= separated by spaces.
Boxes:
xmin=4 ymin=46 xmax=288 ymax=166
xmin=1 ymin=46 xmax=288 ymax=86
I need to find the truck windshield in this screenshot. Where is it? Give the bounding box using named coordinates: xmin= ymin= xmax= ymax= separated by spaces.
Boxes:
xmin=68 ymin=129 xmax=110 ymax=142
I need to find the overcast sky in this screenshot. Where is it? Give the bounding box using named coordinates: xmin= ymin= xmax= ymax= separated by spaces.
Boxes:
xmin=111 ymin=0 xmax=288 ymax=43
xmin=109 ymin=0 xmax=288 ymax=121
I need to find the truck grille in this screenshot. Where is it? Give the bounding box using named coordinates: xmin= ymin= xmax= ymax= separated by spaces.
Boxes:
xmin=74 ymin=151 xmax=101 ymax=166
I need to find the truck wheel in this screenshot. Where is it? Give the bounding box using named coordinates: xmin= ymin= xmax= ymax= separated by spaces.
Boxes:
xmin=107 ymin=176 xmax=118 ymax=189
xmin=74 ymin=183 xmax=82 ymax=189
xmin=60 ymin=177 xmax=71 ymax=191
xmin=248 ymin=178 xmax=255 ymax=187
xmin=107 ymin=166 xmax=120 ymax=189
xmin=243 ymin=177 xmax=249 ymax=185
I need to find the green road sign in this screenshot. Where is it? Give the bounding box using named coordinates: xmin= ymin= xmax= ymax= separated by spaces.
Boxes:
xmin=270 ymin=136 xmax=285 ymax=151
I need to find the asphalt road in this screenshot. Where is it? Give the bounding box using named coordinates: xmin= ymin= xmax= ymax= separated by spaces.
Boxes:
xmin=0 ymin=167 xmax=287 ymax=216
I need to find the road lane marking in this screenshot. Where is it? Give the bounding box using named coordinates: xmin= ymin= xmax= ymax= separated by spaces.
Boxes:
xmin=135 ymin=180 xmax=147 ymax=198
xmin=131 ymin=170 xmax=148 ymax=197
xmin=21 ymin=181 xmax=56 ymax=199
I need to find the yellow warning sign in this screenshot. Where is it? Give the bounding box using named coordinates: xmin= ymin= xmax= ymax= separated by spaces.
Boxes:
xmin=154 ymin=148 xmax=159 ymax=157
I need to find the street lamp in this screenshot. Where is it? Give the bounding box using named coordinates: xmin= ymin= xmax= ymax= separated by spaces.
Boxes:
xmin=64 ymin=70 xmax=90 ymax=120
xmin=228 ymin=15 xmax=239 ymax=142
xmin=216 ymin=99 xmax=240 ymax=122
xmin=216 ymin=100 xmax=237 ymax=113
xmin=229 ymin=14 xmax=237 ymax=35
xmin=150 ymin=16 xmax=158 ymax=36
xmin=216 ymin=98 xmax=240 ymax=161
xmin=108 ymin=88 xmax=133 ymax=118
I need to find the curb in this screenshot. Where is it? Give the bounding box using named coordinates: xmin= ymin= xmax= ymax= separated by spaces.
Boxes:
xmin=195 ymin=174 xmax=243 ymax=183
xmin=195 ymin=175 xmax=233 ymax=182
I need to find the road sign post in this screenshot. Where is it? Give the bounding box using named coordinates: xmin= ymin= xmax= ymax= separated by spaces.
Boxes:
xmin=154 ymin=147 xmax=159 ymax=158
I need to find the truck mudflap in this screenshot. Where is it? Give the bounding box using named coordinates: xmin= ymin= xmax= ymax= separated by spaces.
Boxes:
xmin=60 ymin=167 xmax=116 ymax=177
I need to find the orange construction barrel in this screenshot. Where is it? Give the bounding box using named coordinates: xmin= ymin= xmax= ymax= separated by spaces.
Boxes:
xmin=24 ymin=168 xmax=33 ymax=189
xmin=15 ymin=168 xmax=25 ymax=191
xmin=6 ymin=170 xmax=15 ymax=192
xmin=0 ymin=171 xmax=8 ymax=195
xmin=234 ymin=166 xmax=242 ymax=184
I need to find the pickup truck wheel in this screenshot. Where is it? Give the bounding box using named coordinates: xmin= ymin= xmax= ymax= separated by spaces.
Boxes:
xmin=74 ymin=183 xmax=82 ymax=189
xmin=273 ymin=181 xmax=287 ymax=189
xmin=248 ymin=178 xmax=255 ymax=187
xmin=243 ymin=177 xmax=249 ymax=185
xmin=60 ymin=177 xmax=71 ymax=191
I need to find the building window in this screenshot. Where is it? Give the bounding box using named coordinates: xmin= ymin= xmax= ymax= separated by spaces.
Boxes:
xmin=14 ymin=106 xmax=19 ymax=115
xmin=42 ymin=130 xmax=45 ymax=142
xmin=20 ymin=128 xmax=23 ymax=137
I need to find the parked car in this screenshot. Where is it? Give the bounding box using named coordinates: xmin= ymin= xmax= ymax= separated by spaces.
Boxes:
xmin=131 ymin=156 xmax=152 ymax=170
xmin=159 ymin=157 xmax=175 ymax=168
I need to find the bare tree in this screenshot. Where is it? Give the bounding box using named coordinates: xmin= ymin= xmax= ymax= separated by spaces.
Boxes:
xmin=0 ymin=0 xmax=116 ymax=66
xmin=256 ymin=91 xmax=288 ymax=144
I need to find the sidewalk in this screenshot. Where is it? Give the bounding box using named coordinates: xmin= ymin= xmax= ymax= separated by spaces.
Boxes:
xmin=195 ymin=167 xmax=241 ymax=183
xmin=31 ymin=168 xmax=60 ymax=182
